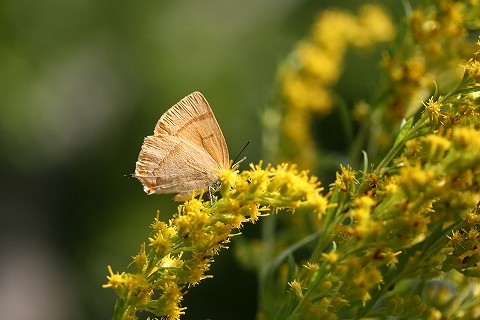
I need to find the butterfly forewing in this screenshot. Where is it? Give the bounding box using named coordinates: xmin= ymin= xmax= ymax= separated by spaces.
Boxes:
xmin=153 ymin=92 xmax=230 ymax=169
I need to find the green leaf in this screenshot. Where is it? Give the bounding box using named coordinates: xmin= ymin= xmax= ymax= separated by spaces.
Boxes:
xmin=362 ymin=150 xmax=369 ymax=173
xmin=393 ymin=116 xmax=414 ymax=148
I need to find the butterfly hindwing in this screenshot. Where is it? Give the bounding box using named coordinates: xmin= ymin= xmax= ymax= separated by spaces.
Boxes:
xmin=135 ymin=135 xmax=221 ymax=200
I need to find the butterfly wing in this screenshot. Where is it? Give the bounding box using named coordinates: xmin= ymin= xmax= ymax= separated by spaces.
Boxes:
xmin=153 ymin=92 xmax=230 ymax=168
xmin=135 ymin=135 xmax=221 ymax=201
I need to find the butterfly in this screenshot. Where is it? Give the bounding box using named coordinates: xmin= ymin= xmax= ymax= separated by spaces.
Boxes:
xmin=133 ymin=92 xmax=230 ymax=201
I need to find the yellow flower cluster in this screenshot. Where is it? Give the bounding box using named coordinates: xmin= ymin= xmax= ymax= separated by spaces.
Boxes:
xmin=104 ymin=163 xmax=330 ymax=319
xmin=383 ymin=1 xmax=479 ymax=123
xmin=276 ymin=5 xmax=395 ymax=168
xmin=280 ymin=56 xmax=480 ymax=319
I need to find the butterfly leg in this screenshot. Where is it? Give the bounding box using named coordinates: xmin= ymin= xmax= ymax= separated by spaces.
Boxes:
xmin=208 ymin=180 xmax=223 ymax=204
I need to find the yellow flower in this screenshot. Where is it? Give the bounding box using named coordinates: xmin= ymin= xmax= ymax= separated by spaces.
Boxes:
xmin=397 ymin=162 xmax=435 ymax=196
xmin=351 ymin=268 xmax=383 ymax=303
xmin=358 ymin=5 xmax=395 ymax=43
xmin=453 ymin=126 xmax=480 ymax=150
xmin=322 ymin=251 xmax=339 ymax=264
xmin=384 ymin=177 xmax=400 ymax=196
xmin=184 ymin=254 xmax=213 ymax=286
xmin=303 ymin=262 xmax=320 ymax=273
xmin=103 ymin=266 xmax=153 ymax=306
xmin=356 ymin=196 xmax=376 ymax=210
xmin=149 ymin=221 xmax=176 ymax=255
xmin=421 ymin=134 xmax=451 ymax=162
xmin=332 ymin=164 xmax=358 ymax=193
xmin=160 ymin=254 xmax=184 ymax=270
xmin=312 ymin=10 xmax=356 ymax=55
xmin=155 ymin=282 xmax=186 ymax=320
xmin=422 ymin=97 xmax=443 ymax=124
xmin=463 ymin=58 xmax=480 ymax=83
xmin=466 ymin=211 xmax=480 ymax=225
xmin=297 ymin=41 xmax=341 ymax=84
xmin=447 ymin=230 xmax=465 ymax=247
xmin=132 ymin=243 xmax=148 ymax=273
xmin=289 ymin=279 xmax=304 ymax=298
xmin=382 ymin=249 xmax=402 ymax=267
xmin=281 ymin=73 xmax=333 ymax=113
xmin=305 ymin=192 xmax=330 ymax=217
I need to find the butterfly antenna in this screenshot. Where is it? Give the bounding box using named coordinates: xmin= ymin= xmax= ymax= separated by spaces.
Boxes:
xmin=125 ymin=173 xmax=136 ymax=178
xmin=231 ymin=140 xmax=250 ymax=169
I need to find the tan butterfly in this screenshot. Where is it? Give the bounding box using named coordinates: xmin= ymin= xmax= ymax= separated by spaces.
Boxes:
xmin=133 ymin=91 xmax=230 ymax=201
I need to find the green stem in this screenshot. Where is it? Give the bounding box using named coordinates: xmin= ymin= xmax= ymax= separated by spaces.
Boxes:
xmin=258 ymin=211 xmax=277 ymax=313
xmin=112 ymin=298 xmax=127 ymax=320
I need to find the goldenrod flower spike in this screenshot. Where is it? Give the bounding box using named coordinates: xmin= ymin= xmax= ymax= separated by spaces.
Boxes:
xmin=105 ymin=163 xmax=329 ymax=319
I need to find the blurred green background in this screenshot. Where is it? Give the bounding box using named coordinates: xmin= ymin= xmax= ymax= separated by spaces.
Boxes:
xmin=0 ymin=1 xmax=394 ymax=319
